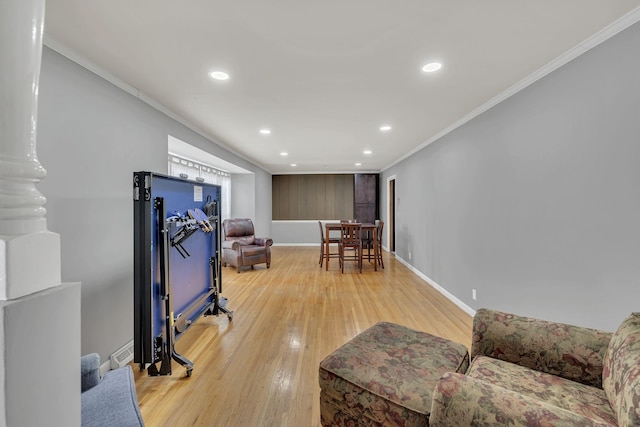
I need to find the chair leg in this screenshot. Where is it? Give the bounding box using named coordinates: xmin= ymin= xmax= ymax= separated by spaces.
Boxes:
xmin=319 ymin=242 xmax=324 ymax=267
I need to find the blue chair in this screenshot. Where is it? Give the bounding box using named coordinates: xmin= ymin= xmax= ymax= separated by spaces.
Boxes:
xmin=81 ymin=353 xmax=144 ymax=427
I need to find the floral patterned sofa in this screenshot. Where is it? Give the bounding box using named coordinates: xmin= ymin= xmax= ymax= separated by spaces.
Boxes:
xmin=430 ymin=308 xmax=640 ymax=426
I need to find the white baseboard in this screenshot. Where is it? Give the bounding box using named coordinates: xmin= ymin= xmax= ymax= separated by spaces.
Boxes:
xmin=270 ymin=244 xmax=476 ymax=317
xmin=394 ymin=255 xmax=476 ymax=317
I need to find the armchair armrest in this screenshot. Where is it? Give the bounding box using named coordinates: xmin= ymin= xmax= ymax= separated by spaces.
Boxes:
xmin=81 ymin=353 xmax=101 ymax=392
xmin=471 ymin=308 xmax=612 ymax=387
xmin=254 ymin=237 xmax=273 ymax=247
xmin=222 ymin=240 xmax=240 ymax=250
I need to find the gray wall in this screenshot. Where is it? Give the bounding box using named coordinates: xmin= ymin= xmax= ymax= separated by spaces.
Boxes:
xmin=36 ymin=46 xmax=272 ymax=361
xmin=231 ymin=173 xmax=256 ymax=226
xmin=382 ymin=22 xmax=640 ymax=332
xmin=228 ymin=172 xmax=275 ymax=238
xmin=254 ymin=170 xmax=272 ymax=237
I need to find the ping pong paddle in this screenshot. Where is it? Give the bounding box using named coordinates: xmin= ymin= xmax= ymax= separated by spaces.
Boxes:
xmin=188 ymin=208 xmax=213 ymax=232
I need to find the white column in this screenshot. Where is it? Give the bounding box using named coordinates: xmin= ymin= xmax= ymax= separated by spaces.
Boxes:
xmin=0 ymin=283 xmax=81 ymax=427
xmin=0 ymin=1 xmax=80 ymax=426
xmin=0 ymin=0 xmax=61 ymax=300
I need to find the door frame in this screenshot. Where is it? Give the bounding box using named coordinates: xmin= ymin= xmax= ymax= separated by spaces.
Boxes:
xmin=386 ymin=175 xmax=396 ymax=253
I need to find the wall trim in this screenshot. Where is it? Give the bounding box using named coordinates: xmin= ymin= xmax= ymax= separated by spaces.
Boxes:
xmin=44 ymin=6 xmax=640 ymax=178
xmin=385 ymin=175 xmax=396 ymax=251
xmin=394 ymin=255 xmax=476 ymax=317
xmin=382 ymin=6 xmax=640 ymax=172
xmin=271 ymin=243 xmax=475 ymax=316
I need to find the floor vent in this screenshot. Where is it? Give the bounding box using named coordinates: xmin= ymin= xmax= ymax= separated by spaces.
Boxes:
xmin=110 ymin=340 xmax=134 ymax=369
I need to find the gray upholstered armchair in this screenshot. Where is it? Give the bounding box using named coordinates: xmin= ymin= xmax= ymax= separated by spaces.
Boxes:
xmin=222 ymin=218 xmax=273 ymax=273
xmin=81 ymin=353 xmax=144 ymax=427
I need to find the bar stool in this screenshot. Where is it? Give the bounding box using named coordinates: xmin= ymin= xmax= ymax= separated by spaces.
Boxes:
xmin=318 ymin=221 xmax=340 ymax=268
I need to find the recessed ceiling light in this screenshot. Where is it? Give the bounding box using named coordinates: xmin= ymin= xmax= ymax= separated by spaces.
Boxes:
xmin=355 ymin=162 xmax=362 ymax=166
xmin=422 ymin=62 xmax=442 ymax=73
xmin=290 ymin=163 xmax=297 ymax=167
xmin=363 ymin=150 xmax=372 ymax=155
xmin=209 ymin=71 xmax=230 ymax=80
xmin=280 ymin=152 xmax=288 ymax=156
xmin=380 ymin=125 xmax=392 ymax=132
xmin=260 ymin=129 xmax=271 ymax=135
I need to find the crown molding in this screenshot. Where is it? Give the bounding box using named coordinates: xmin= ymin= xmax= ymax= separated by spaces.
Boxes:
xmin=382 ymin=6 xmax=640 ymax=172
xmin=42 ymin=35 xmax=273 ymax=174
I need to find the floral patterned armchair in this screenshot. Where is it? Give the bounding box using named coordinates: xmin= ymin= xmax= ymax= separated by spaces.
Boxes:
xmin=430 ymin=308 xmax=640 ymax=426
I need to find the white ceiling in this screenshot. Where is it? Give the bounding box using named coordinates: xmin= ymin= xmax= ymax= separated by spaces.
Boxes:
xmin=44 ymin=1 xmax=640 ymax=174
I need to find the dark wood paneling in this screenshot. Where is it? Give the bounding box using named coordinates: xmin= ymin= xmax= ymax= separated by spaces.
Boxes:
xmin=325 ymin=175 xmax=335 ymax=217
xmin=355 ymin=174 xmax=376 ymax=204
xmin=354 ymin=174 xmax=379 ymax=224
xmin=272 ymin=174 xmax=354 ymax=220
xmin=343 ymin=175 xmax=355 ymax=219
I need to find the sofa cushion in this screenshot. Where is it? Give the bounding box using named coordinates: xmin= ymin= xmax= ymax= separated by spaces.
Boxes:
xmin=467 ymin=356 xmax=617 ymax=425
xmin=603 ymin=312 xmax=640 ymax=426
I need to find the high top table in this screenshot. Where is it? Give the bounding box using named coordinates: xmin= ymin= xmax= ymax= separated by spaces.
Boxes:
xmin=324 ymin=222 xmax=377 ymax=271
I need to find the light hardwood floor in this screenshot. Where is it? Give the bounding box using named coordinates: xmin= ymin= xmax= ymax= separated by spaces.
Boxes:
xmin=133 ymin=246 xmax=473 ymax=427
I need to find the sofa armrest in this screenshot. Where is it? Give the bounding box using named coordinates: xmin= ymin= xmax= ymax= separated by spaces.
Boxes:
xmin=430 ymin=372 xmax=610 ymax=427
xmin=81 ymin=353 xmax=101 ymax=392
xmin=254 ymin=237 xmax=273 ymax=247
xmin=471 ymin=308 xmax=612 ymax=388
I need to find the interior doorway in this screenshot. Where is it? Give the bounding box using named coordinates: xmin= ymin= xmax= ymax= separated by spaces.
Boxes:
xmin=387 ymin=176 xmax=396 ymax=252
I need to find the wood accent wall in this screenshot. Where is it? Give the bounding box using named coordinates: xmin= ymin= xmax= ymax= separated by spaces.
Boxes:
xmin=272 ymin=174 xmax=354 ymax=220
